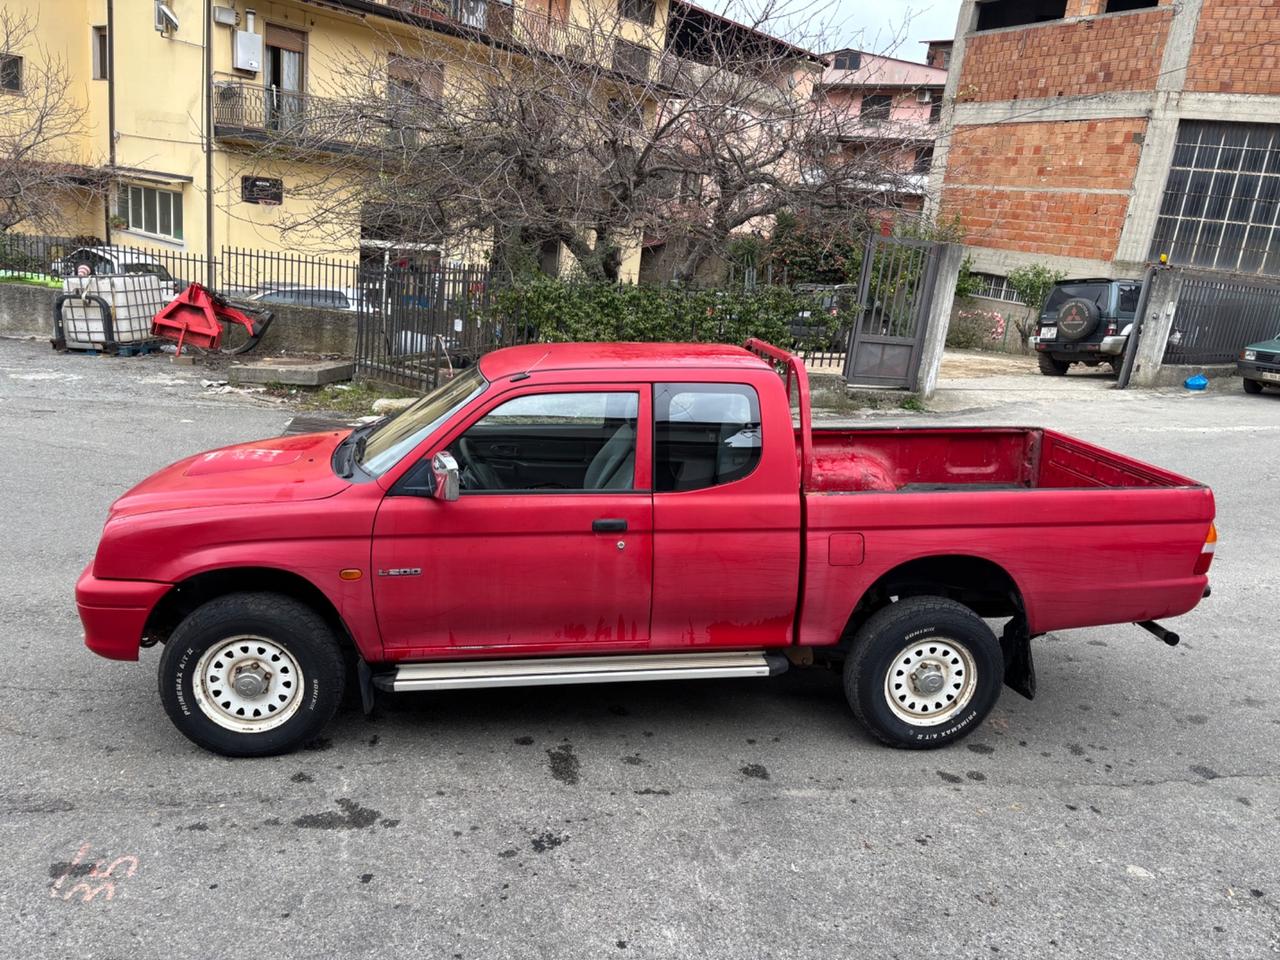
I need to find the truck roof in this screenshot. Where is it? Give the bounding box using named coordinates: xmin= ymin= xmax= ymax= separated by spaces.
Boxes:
xmin=478 ymin=342 xmax=770 ymax=380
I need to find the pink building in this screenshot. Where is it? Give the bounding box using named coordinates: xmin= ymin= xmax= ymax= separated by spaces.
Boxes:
xmin=815 ymin=51 xmax=948 ymax=211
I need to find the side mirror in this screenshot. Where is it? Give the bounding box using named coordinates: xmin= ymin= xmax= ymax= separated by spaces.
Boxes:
xmin=431 ymin=451 xmax=460 ymax=501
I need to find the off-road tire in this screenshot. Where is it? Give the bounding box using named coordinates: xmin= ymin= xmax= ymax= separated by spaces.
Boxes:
xmin=1038 ymin=353 xmax=1071 ymax=376
xmin=844 ymin=597 xmax=1004 ymax=749
xmin=1243 ymin=378 xmax=1264 ymax=395
xmin=158 ymin=592 xmax=346 ymax=757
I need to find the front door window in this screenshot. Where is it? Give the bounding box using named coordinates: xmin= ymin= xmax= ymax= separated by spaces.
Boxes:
xmin=451 ymin=391 xmax=640 ymax=492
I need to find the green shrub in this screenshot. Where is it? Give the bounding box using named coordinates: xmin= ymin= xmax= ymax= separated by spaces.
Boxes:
xmin=488 ymin=277 xmax=837 ymax=349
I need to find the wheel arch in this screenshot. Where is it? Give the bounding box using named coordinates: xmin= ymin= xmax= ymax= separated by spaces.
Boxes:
xmin=839 ymin=553 xmax=1028 ymax=646
xmin=143 ymin=566 xmax=360 ymax=657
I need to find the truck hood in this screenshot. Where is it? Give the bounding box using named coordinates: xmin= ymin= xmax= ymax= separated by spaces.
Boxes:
xmin=109 ymin=431 xmax=352 ymax=518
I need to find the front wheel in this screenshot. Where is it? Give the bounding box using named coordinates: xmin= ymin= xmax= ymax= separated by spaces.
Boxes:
xmin=843 ymin=597 xmax=1004 ymax=749
xmin=1243 ymin=378 xmax=1264 ymax=395
xmin=158 ymin=592 xmax=346 ymax=757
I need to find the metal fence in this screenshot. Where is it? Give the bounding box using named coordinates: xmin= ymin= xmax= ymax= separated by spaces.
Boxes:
xmin=0 ymin=231 xmax=212 ymax=289
xmin=1165 ymin=270 xmax=1280 ymax=365
xmin=2 ymin=230 xmax=858 ymax=390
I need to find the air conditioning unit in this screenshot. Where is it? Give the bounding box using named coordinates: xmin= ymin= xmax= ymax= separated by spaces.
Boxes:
xmin=917 ymin=89 xmax=934 ymax=104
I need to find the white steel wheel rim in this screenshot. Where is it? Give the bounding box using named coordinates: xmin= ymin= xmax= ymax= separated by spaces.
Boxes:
xmin=883 ymin=637 xmax=977 ymax=726
xmin=193 ymin=635 xmax=305 ymax=734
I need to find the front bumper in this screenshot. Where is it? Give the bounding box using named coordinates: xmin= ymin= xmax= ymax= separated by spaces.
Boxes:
xmin=1237 ymin=360 xmax=1280 ymax=383
xmin=1030 ymin=335 xmax=1128 ymax=356
xmin=75 ymin=564 xmax=172 ymax=661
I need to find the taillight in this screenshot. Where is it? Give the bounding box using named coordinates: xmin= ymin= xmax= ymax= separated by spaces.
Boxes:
xmin=1194 ymin=523 xmax=1217 ymax=576
xmin=1106 ymin=323 xmax=1118 ymax=335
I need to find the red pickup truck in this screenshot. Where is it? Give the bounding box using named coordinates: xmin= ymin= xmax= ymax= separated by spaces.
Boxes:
xmin=77 ymin=340 xmax=1217 ymax=756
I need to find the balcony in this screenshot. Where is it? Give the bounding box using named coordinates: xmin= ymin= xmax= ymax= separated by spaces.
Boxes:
xmin=212 ymin=81 xmax=437 ymax=153
xmin=377 ymin=0 xmax=665 ymax=82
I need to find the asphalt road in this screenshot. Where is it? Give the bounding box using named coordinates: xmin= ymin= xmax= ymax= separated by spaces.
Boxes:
xmin=1 ymin=338 xmax=1277 ymax=960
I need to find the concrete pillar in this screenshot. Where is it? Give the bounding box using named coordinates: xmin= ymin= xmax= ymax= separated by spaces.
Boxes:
xmin=917 ymin=243 xmax=965 ymax=399
xmin=1129 ymin=268 xmax=1182 ymax=387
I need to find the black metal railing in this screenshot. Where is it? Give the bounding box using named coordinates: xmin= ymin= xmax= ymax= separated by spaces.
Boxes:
xmin=1165 ymin=269 xmax=1280 ymax=366
xmin=213 ymin=81 xmax=423 ymax=151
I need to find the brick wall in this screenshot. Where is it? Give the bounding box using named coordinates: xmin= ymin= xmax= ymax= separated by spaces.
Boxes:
xmin=945 ymin=119 xmax=1147 ymax=191
xmin=956 ymin=9 xmax=1172 ymax=102
xmin=1185 ymin=0 xmax=1280 ymax=94
xmin=940 ymin=188 xmax=1131 ymax=261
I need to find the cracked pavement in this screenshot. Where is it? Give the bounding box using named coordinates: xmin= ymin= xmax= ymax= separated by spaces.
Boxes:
xmin=1 ymin=337 xmax=1277 ymax=959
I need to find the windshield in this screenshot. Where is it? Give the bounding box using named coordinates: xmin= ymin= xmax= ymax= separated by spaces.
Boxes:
xmin=358 ymin=368 xmax=486 ymax=475
xmin=1044 ymin=283 xmax=1109 ymax=316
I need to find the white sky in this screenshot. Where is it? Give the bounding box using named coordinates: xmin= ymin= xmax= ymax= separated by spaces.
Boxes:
xmin=728 ymin=0 xmax=965 ymax=63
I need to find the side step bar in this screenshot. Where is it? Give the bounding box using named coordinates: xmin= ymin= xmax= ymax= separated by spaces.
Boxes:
xmin=373 ymin=650 xmax=787 ymax=693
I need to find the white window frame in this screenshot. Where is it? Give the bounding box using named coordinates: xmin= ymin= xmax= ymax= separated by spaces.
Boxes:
xmin=92 ymin=26 xmax=109 ymax=80
xmin=117 ymin=185 xmax=184 ymax=242
xmin=972 ymin=272 xmax=1023 ymax=304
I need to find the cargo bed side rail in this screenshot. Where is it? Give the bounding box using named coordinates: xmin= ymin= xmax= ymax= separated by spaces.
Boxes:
xmin=744 ymin=338 xmax=812 ymax=489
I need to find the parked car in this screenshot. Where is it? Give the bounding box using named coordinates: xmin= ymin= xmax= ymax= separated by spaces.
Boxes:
xmin=792 ymin=283 xmax=857 ymax=350
xmin=244 ymin=285 xmax=370 ymax=313
xmin=1237 ymin=333 xmax=1280 ymax=394
xmin=76 ymin=339 xmax=1216 ymax=757
xmin=1030 ymin=278 xmax=1142 ymax=376
xmin=52 ymin=246 xmax=186 ymax=294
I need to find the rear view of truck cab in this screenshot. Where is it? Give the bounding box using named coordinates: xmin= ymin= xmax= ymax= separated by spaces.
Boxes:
xmin=76 ymin=340 xmax=1215 ymax=757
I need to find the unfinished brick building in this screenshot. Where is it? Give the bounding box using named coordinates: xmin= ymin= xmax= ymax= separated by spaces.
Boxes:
xmin=927 ymin=0 xmax=1280 ymax=302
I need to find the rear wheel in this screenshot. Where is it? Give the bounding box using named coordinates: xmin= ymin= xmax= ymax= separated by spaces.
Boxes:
xmin=158 ymin=592 xmax=346 ymax=757
xmin=1038 ymin=353 xmax=1071 ymax=376
xmin=1243 ymin=378 xmax=1264 ymax=395
xmin=843 ymin=597 xmax=1004 ymax=749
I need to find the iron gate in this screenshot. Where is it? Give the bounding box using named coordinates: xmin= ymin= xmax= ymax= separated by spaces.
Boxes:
xmin=355 ymin=265 xmax=498 ymax=390
xmin=1164 ymin=271 xmax=1280 ymax=366
xmin=843 ymin=234 xmax=942 ymax=390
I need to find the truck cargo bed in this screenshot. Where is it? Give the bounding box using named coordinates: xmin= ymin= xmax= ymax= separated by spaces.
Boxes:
xmin=807 ymin=427 xmax=1200 ymax=494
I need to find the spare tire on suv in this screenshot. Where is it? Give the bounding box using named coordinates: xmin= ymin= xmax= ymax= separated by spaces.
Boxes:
xmin=1055 ymin=297 xmax=1101 ymax=341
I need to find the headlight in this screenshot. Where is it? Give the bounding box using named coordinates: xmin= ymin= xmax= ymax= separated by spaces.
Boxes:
xmin=1244 ymin=350 xmax=1257 ymax=361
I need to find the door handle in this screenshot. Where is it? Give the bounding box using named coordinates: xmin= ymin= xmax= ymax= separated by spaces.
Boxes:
xmin=592 ymin=518 xmax=627 ymax=533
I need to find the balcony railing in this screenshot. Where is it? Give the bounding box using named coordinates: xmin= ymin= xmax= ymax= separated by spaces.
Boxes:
xmin=213 ymin=81 xmax=439 ymax=152
xmin=379 ymin=0 xmax=665 ymax=82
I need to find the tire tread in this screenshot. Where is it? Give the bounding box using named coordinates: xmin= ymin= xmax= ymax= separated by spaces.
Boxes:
xmin=844 ymin=596 xmax=1000 ymax=749
xmin=158 ymin=591 xmax=345 ymax=757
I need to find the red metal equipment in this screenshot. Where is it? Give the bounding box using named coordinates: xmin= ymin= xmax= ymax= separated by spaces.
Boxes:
xmin=151 ymin=283 xmax=273 ymax=356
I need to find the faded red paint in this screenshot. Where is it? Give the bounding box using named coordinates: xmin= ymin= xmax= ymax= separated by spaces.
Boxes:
xmin=78 ymin=341 xmax=1214 ymax=667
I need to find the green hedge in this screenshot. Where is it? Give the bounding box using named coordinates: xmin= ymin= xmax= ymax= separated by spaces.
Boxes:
xmin=488 ymin=277 xmax=840 ymax=349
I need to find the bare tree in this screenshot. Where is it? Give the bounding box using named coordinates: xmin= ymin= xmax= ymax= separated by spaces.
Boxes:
xmin=0 ymin=10 xmax=101 ymax=234
xmin=233 ymin=0 xmax=921 ymax=282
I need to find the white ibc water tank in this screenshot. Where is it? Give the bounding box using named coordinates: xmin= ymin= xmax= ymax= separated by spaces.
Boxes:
xmin=59 ymin=274 xmax=174 ymax=349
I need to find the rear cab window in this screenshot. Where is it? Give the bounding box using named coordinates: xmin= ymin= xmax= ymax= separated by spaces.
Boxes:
xmin=1044 ymin=283 xmax=1110 ymax=318
xmin=654 ymin=383 xmax=761 ymax=492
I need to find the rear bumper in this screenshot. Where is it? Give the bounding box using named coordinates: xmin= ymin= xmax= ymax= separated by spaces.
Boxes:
xmin=75 ymin=564 xmax=172 ymax=661
xmin=1030 ymin=335 xmax=1128 ymax=356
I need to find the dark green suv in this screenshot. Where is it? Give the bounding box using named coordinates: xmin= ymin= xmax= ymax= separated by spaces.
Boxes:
xmin=1238 ymin=334 xmax=1280 ymax=394
xmin=1031 ymin=278 xmax=1142 ymax=376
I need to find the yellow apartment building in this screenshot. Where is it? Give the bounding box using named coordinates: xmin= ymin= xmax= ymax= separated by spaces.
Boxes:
xmin=3 ymin=0 xmax=681 ymax=277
